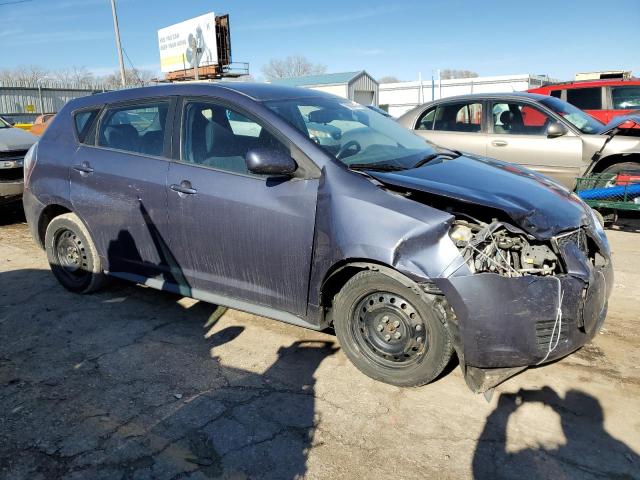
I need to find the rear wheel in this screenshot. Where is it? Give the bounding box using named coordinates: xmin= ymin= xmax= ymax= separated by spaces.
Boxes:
xmin=332 ymin=270 xmax=453 ymax=387
xmin=44 ymin=213 xmax=106 ymax=293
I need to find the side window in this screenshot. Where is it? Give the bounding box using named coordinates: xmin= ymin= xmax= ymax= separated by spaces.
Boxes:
xmin=611 ymin=86 xmax=640 ymax=110
xmin=416 ymin=108 xmax=436 ymax=130
xmin=433 ymin=102 xmax=482 ymax=132
xmin=566 ymin=87 xmax=602 ymax=110
xmin=182 ymin=101 xmax=288 ymax=175
xmin=550 ymin=90 xmax=562 ymax=99
xmin=492 ymin=102 xmax=552 ymax=135
xmin=74 ymin=109 xmax=100 ymax=145
xmin=98 ymin=101 xmax=169 ymax=156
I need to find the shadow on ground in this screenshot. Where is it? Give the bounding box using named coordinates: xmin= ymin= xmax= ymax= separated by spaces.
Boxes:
xmin=0 ymin=268 xmax=337 ymax=479
xmin=0 ymin=202 xmax=26 ymax=226
xmin=472 ymin=386 xmax=639 ymax=479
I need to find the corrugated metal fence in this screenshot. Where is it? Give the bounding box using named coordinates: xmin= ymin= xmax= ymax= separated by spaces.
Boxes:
xmin=0 ymin=80 xmax=110 ymax=123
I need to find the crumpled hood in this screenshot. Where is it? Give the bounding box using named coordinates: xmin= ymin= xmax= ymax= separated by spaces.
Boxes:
xmin=368 ymin=155 xmax=590 ymax=239
xmin=0 ymin=127 xmax=37 ymax=151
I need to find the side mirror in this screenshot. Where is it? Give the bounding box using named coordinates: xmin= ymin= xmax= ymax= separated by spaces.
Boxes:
xmin=246 ymin=147 xmax=297 ymax=176
xmin=546 ymin=121 xmax=568 ymax=138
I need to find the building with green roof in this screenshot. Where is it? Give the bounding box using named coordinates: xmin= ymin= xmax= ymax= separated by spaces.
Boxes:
xmin=270 ymin=70 xmax=378 ymax=106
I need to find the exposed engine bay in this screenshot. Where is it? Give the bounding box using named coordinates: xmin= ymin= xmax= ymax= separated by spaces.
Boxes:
xmin=449 ymin=219 xmax=560 ymax=277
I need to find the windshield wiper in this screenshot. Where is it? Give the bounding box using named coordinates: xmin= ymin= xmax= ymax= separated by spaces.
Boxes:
xmin=410 ymin=150 xmax=461 ymax=170
xmin=348 ymin=163 xmax=407 ymax=172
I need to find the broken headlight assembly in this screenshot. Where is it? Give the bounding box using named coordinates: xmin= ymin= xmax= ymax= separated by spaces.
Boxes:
xmin=449 ymin=219 xmax=560 ymax=277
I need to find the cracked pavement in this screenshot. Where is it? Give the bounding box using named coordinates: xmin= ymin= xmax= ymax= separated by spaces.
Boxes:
xmin=1 ymin=209 xmax=639 ymax=479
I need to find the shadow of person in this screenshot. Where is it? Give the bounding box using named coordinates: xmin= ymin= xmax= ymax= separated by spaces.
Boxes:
xmin=472 ymin=387 xmax=639 ymax=479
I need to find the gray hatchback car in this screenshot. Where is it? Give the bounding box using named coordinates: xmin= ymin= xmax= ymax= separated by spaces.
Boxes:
xmin=23 ymin=83 xmax=613 ymax=392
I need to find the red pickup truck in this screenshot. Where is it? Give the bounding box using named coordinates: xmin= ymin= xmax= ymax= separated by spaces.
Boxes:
xmin=529 ymin=79 xmax=640 ymax=123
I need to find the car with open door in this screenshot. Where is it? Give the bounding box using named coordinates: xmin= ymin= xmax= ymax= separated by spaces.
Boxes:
xmin=23 ymin=84 xmax=612 ymax=393
xmin=398 ymin=93 xmax=640 ymax=190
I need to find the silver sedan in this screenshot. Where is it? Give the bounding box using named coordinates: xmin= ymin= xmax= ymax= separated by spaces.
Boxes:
xmin=397 ymin=92 xmax=640 ymax=189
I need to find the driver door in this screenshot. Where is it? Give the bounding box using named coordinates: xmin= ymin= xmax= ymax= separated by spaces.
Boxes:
xmin=486 ymin=101 xmax=584 ymax=189
xmin=165 ymin=98 xmax=319 ymax=316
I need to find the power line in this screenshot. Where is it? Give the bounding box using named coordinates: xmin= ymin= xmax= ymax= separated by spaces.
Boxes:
xmin=122 ymin=47 xmax=144 ymax=86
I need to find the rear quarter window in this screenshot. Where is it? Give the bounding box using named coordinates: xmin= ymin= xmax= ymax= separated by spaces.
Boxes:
xmin=74 ymin=109 xmax=100 ymax=145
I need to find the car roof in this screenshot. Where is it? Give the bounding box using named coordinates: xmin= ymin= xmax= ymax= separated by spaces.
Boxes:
xmin=428 ymin=92 xmax=550 ymax=103
xmin=67 ymin=82 xmax=335 ymax=110
xmin=533 ymin=78 xmax=640 ymax=89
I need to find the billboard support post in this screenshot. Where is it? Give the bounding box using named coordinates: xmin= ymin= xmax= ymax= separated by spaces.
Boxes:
xmin=110 ymin=0 xmax=127 ymax=87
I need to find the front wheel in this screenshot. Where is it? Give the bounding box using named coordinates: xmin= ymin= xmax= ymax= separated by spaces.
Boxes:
xmin=44 ymin=212 xmax=107 ymax=294
xmin=332 ymin=270 xmax=453 ymax=387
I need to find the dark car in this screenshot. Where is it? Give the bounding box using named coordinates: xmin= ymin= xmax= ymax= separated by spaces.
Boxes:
xmin=23 ymin=83 xmax=613 ymax=393
xmin=0 ymin=115 xmax=37 ymax=205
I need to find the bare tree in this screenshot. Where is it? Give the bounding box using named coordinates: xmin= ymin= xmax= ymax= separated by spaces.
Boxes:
xmin=100 ymin=68 xmax=155 ymax=88
xmin=0 ymin=65 xmax=50 ymax=84
xmin=52 ymin=66 xmax=95 ymax=86
xmin=262 ymin=55 xmax=326 ymax=81
xmin=440 ymin=69 xmax=479 ymax=80
xmin=378 ymin=76 xmax=401 ymax=84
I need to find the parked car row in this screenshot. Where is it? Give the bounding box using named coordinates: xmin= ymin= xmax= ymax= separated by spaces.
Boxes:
xmin=21 ymin=83 xmax=613 ymax=393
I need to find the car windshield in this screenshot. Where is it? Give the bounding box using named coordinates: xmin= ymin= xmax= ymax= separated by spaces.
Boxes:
xmin=539 ymin=96 xmax=604 ymax=134
xmin=264 ymin=97 xmax=437 ymax=169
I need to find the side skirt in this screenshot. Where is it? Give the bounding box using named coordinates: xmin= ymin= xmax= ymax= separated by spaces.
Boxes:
xmin=107 ymin=271 xmax=323 ymax=331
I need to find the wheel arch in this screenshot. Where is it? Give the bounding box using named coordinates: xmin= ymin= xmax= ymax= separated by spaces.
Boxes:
xmin=320 ymin=259 xmax=425 ymax=319
xmin=590 ymin=153 xmax=640 ymax=174
xmin=37 ymin=203 xmax=73 ymax=248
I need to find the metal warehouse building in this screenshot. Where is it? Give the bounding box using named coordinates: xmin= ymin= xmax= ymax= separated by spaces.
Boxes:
xmin=270 ymin=71 xmax=379 ymax=106
xmin=379 ymin=74 xmax=552 ymax=117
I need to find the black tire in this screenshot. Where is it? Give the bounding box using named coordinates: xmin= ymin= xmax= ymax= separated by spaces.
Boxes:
xmin=332 ymin=270 xmax=453 ymax=387
xmin=44 ymin=212 xmax=106 ymax=293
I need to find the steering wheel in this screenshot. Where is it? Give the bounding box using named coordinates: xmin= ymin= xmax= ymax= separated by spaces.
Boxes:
xmin=336 ymin=140 xmax=362 ymax=160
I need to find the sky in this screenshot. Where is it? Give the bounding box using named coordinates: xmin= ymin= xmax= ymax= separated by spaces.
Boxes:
xmin=0 ymin=0 xmax=638 ymax=82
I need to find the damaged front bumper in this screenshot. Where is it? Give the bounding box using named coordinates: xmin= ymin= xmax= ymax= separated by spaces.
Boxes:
xmin=433 ymin=226 xmax=613 ymax=393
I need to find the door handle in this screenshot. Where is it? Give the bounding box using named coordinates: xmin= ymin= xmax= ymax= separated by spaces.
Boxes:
xmin=72 ymin=162 xmax=94 ymax=175
xmin=491 ymin=140 xmax=508 ymax=147
xmin=170 ymin=181 xmax=198 ymax=196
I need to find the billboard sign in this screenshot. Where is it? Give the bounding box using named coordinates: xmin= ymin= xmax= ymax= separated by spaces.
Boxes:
xmin=158 ymin=12 xmax=218 ymax=73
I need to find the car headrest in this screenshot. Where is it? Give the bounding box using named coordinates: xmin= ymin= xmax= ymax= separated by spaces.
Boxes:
xmin=205 ymin=120 xmax=235 ymax=153
xmin=104 ymin=124 xmax=139 ymax=151
xmin=500 ymin=111 xmax=514 ymax=125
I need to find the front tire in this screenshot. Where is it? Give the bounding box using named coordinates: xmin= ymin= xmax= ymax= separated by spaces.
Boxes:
xmin=44 ymin=213 xmax=106 ymax=293
xmin=332 ymin=270 xmax=453 ymax=387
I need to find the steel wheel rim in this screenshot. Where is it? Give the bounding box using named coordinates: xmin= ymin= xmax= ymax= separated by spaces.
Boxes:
xmin=53 ymin=228 xmax=89 ymax=281
xmin=350 ymin=292 xmax=429 ymax=368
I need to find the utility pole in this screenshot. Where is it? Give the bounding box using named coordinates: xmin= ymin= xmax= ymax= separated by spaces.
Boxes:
xmin=110 ymin=0 xmax=126 ymax=87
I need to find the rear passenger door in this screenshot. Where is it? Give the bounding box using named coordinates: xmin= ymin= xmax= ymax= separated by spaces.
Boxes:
xmin=413 ymin=101 xmax=487 ymax=156
xmin=69 ymin=98 xmax=176 ymax=280
xmin=165 ymin=98 xmax=319 ymax=316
